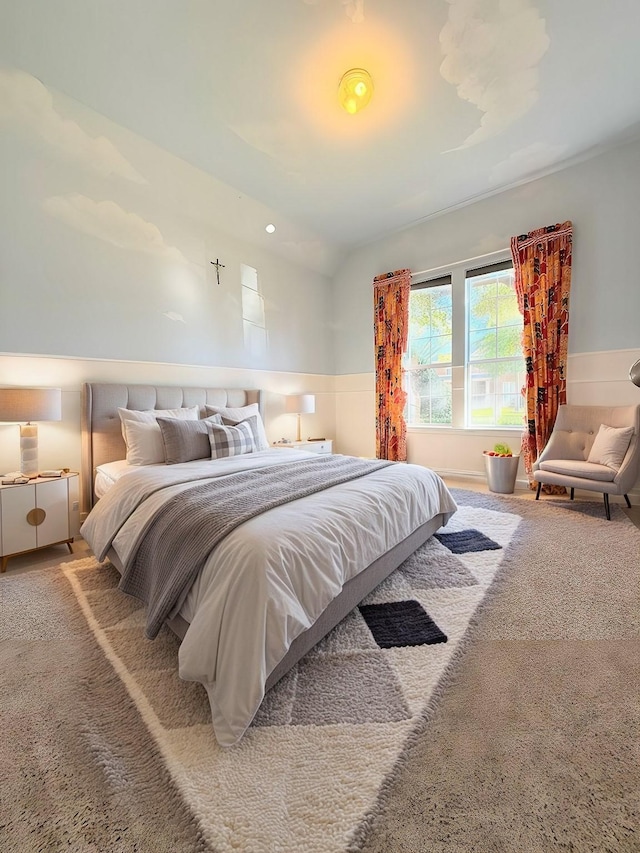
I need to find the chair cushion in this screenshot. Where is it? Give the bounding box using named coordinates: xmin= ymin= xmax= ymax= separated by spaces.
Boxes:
xmin=586 ymin=424 xmax=634 ymax=470
xmin=538 ymin=459 xmax=616 ymax=482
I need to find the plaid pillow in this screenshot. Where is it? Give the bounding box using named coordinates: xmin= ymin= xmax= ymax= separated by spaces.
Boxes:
xmin=221 ymin=413 xmax=263 ymax=449
xmin=206 ymin=417 xmax=257 ymax=459
xmin=204 ymin=403 xmax=269 ymax=450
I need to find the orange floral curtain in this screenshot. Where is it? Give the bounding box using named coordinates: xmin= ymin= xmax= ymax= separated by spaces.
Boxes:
xmin=373 ymin=268 xmax=411 ymax=461
xmin=511 ymin=221 xmax=572 ymax=488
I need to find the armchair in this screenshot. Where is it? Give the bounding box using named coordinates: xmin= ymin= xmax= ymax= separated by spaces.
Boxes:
xmin=533 ymin=404 xmax=640 ymax=519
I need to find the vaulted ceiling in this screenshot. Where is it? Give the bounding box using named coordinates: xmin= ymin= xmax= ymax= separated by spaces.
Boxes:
xmin=2 ymin=0 xmax=640 ymax=275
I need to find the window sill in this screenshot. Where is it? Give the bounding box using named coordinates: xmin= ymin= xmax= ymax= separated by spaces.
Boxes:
xmin=407 ymin=425 xmax=523 ymax=436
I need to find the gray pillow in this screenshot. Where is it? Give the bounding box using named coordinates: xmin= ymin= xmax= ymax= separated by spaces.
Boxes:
xmin=157 ymin=414 xmax=222 ymax=464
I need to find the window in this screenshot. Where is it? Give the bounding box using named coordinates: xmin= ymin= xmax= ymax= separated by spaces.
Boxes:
xmin=405 ymin=277 xmax=452 ymax=425
xmin=405 ymin=257 xmax=525 ymax=429
xmin=466 ymin=263 xmax=525 ymax=427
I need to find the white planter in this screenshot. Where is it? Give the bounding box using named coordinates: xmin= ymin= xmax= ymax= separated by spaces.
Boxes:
xmin=483 ymin=454 xmax=519 ymax=494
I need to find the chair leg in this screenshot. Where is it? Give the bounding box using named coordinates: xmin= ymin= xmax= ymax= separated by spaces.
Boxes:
xmin=624 ymin=494 xmax=632 ymax=508
xmin=570 ymin=487 xmax=574 ymax=501
xmin=603 ymin=493 xmax=611 ymax=521
xmin=535 ymin=482 xmax=542 ymax=500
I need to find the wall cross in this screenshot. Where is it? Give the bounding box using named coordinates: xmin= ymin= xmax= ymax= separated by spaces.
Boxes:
xmin=210 ymin=258 xmax=225 ymax=285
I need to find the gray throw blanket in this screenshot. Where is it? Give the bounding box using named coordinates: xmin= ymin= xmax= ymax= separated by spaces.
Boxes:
xmin=119 ymin=455 xmax=392 ymax=638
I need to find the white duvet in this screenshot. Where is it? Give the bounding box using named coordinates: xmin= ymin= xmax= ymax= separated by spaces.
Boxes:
xmin=81 ymin=450 xmax=457 ymax=746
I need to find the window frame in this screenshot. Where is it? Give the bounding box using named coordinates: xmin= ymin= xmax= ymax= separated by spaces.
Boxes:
xmin=404 ymin=252 xmax=524 ymax=432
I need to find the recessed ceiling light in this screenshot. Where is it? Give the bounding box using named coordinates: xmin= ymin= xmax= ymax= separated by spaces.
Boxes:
xmin=265 ymin=224 xmax=276 ymax=234
xmin=339 ymin=68 xmax=373 ymax=114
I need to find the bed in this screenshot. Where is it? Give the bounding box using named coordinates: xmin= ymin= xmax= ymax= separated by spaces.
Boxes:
xmin=80 ymin=382 xmax=457 ymax=746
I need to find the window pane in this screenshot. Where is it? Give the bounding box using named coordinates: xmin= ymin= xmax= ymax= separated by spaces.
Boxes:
xmin=408 ymin=333 xmax=431 ymax=366
xmin=497 ymin=325 xmax=520 ymax=358
xmin=497 ymin=292 xmax=519 ymax=325
xmin=466 ymin=264 xmax=524 ymax=428
xmin=405 ymin=281 xmax=452 ymax=425
xmin=405 ymin=367 xmax=452 ymax=425
xmin=469 ymin=398 xmax=496 ymax=426
xmin=468 ymin=281 xmax=497 ymax=330
xmin=430 ymin=396 xmax=452 ymax=425
xmin=431 ymin=334 xmax=452 ymax=363
xmin=408 ymin=285 xmax=452 ymax=349
xmin=469 ymin=328 xmax=496 ymax=361
xmin=468 ymin=359 xmax=525 ymax=427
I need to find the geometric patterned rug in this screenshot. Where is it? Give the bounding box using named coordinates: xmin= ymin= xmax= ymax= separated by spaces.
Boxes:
xmin=62 ymin=503 xmax=521 ymax=853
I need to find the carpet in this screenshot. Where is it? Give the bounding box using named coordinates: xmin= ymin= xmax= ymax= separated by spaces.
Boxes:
xmin=2 ymin=490 xmax=638 ymax=852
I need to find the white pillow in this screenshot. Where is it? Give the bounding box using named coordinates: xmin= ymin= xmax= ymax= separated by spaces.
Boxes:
xmin=118 ymin=405 xmax=199 ymax=438
xmin=204 ymin=403 xmax=269 ymax=450
xmin=587 ymin=424 xmax=634 ymax=471
xmin=117 ymin=406 xmax=200 ymax=464
xmin=121 ymin=419 xmax=168 ymax=466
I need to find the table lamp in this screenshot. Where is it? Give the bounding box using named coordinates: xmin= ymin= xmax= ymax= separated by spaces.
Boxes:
xmin=285 ymin=394 xmax=315 ymax=442
xmin=0 ymin=387 xmax=62 ymax=477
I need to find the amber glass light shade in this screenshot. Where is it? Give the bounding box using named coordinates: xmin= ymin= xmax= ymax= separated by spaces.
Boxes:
xmin=338 ymin=68 xmax=373 ymax=115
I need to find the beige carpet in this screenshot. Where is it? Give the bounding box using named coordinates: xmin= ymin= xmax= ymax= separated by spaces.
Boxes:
xmin=2 ymin=490 xmax=638 ymax=852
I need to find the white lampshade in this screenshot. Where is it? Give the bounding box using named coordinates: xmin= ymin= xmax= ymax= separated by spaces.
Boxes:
xmin=285 ymin=394 xmax=316 ymax=415
xmin=285 ymin=394 xmax=316 ymax=442
xmin=0 ymin=387 xmax=62 ymax=422
xmin=0 ymin=388 xmax=62 ymax=477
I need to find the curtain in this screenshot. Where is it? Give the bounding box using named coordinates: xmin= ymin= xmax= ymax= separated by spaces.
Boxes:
xmin=511 ymin=221 xmax=572 ymax=489
xmin=373 ymin=269 xmax=411 ymax=461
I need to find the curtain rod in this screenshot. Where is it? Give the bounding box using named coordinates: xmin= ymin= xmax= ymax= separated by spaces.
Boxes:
xmin=410 ymin=248 xmax=510 ymax=279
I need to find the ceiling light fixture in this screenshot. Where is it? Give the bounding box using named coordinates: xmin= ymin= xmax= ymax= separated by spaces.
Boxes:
xmin=338 ymin=68 xmax=373 ymax=115
xmin=265 ymin=224 xmax=276 ymax=234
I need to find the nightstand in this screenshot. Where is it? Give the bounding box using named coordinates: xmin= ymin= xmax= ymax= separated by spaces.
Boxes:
xmin=273 ymin=440 xmax=333 ymax=455
xmin=0 ymin=473 xmax=80 ymax=572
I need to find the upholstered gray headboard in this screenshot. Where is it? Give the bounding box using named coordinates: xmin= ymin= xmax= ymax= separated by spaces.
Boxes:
xmin=81 ymin=383 xmax=264 ymax=512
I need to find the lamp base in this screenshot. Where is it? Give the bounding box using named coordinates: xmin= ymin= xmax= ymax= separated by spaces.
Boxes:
xmin=20 ymin=423 xmax=38 ymax=477
xmin=296 ymin=414 xmax=302 ymax=442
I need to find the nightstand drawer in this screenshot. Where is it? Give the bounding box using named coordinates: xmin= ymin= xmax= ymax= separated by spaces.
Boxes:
xmin=305 ymin=441 xmax=332 ymax=454
xmin=272 ymin=440 xmax=333 ymax=454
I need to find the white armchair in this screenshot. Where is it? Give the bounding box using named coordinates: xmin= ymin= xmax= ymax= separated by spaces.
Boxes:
xmin=533 ymin=404 xmax=640 ymax=519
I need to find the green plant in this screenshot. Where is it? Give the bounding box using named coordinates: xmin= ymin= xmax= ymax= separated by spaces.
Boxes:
xmin=493 ymin=442 xmax=511 ymax=455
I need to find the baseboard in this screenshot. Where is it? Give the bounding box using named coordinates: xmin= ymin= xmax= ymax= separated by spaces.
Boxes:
xmin=434 ymin=468 xmax=530 ymax=490
xmin=432 ymin=468 xmax=486 ymax=482
xmin=434 ymin=468 xmax=640 ymax=504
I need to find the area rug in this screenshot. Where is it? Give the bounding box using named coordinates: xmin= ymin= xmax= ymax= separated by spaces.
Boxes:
xmin=62 ymin=502 xmax=520 ymax=853
xmin=2 ymin=491 xmax=638 ymax=852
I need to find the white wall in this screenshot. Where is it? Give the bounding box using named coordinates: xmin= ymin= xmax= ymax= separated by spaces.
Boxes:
xmin=332 ymin=138 xmax=640 ymax=492
xmin=0 ymin=353 xmax=337 ymax=483
xmin=0 ymin=69 xmax=335 ymax=375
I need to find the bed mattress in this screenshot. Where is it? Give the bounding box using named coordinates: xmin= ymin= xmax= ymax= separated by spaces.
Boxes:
xmin=82 ymin=449 xmax=457 ymax=745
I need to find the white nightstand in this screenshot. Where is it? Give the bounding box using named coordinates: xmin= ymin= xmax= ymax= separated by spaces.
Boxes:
xmin=273 ymin=440 xmax=333 ymax=455
xmin=0 ymin=473 xmax=80 ymax=573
